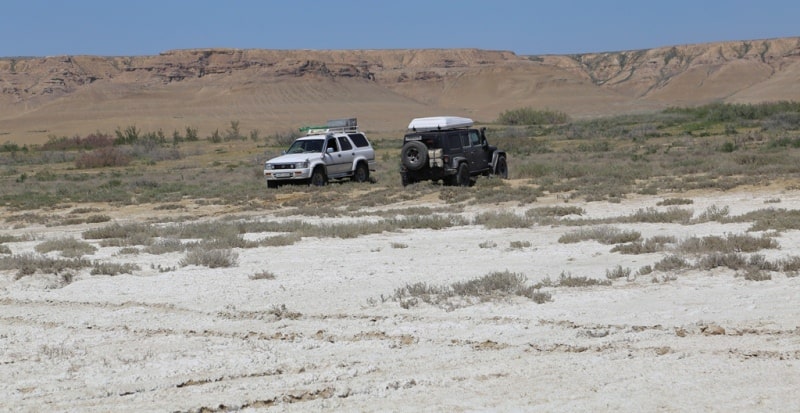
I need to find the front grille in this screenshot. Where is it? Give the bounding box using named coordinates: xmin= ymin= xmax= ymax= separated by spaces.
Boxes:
xmin=273 ymin=164 xmax=295 ymax=170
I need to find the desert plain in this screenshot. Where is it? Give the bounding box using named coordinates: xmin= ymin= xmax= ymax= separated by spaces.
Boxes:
xmin=2 ymin=179 xmax=800 ymax=412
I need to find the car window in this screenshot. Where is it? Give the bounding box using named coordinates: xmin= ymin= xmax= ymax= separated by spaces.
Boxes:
xmin=459 ymin=131 xmax=470 ymax=147
xmin=469 ymin=130 xmax=481 ymax=146
xmin=326 ymin=137 xmax=339 ymax=152
xmin=348 ymin=133 xmax=370 ymax=148
xmin=447 ymin=133 xmax=461 ymax=150
xmin=338 ymin=136 xmax=353 ymax=151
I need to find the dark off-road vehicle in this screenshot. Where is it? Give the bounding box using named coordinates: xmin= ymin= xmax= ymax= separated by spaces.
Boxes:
xmin=399 ymin=116 xmax=508 ymax=186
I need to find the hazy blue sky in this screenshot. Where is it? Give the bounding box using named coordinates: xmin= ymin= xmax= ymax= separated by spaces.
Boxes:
xmin=2 ymin=0 xmax=798 ymax=57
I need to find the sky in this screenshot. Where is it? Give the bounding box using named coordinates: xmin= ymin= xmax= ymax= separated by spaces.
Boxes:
xmin=1 ymin=0 xmax=798 ymax=57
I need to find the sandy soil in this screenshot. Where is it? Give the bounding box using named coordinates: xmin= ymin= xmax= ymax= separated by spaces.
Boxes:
xmin=1 ymin=186 xmax=799 ymax=412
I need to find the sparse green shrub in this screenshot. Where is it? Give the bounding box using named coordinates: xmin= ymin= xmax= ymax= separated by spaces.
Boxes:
xmin=473 ymin=211 xmax=531 ymax=228
xmin=259 ymin=233 xmax=302 ymax=247
xmin=605 ymin=265 xmax=632 ymax=280
xmin=391 ymin=242 xmax=408 ymax=249
xmin=509 ymin=240 xmax=531 ymax=249
xmin=525 ymin=205 xmax=585 ymax=218
xmin=695 ymin=252 xmax=747 ymax=270
xmin=781 ymin=256 xmax=800 ymax=274
xmin=739 ymin=268 xmax=772 ymax=281
xmin=637 ymin=265 xmax=653 ymax=276
xmin=653 ymin=255 xmax=690 ymax=272
xmin=657 ymin=198 xmax=693 ymax=206
xmin=611 ymin=235 xmax=675 ymax=254
xmin=0 ymin=253 xmax=91 ymax=279
xmin=91 ymin=262 xmax=140 ymax=276
xmin=554 ymin=272 xmax=612 ymax=287
xmin=0 ymin=245 xmax=11 ymax=255
xmin=559 ymin=226 xmax=641 ymax=245
xmin=34 ymin=237 xmax=97 ymax=258
xmin=392 ymin=271 xmax=550 ymax=307
xmin=678 ymin=233 xmax=778 ymax=254
xmin=622 ymin=207 xmax=693 ymax=223
xmin=694 ymin=205 xmax=730 ymax=223
xmin=250 ymin=270 xmax=276 ymax=280
xmin=144 ymin=238 xmax=185 ymax=254
xmin=479 ymin=240 xmax=497 ymax=249
xmin=180 ymin=248 xmax=238 ymax=268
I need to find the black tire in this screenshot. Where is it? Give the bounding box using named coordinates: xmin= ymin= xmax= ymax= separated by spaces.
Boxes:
xmin=310 ymin=167 xmax=327 ymax=186
xmin=494 ymin=156 xmax=508 ymax=179
xmin=401 ymin=141 xmax=428 ymax=171
xmin=267 ymin=180 xmax=278 ymax=189
xmin=455 ymin=163 xmax=470 ymax=187
xmin=352 ymin=162 xmax=369 ymax=183
xmin=401 ymin=173 xmax=416 ymax=187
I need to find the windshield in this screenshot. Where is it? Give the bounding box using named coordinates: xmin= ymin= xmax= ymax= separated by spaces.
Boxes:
xmin=286 ymin=138 xmax=324 ymax=154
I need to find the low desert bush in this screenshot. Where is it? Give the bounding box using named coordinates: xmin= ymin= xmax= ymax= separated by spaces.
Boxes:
xmin=739 ymin=268 xmax=772 ymax=281
xmin=479 ymin=240 xmax=497 ymax=249
xmin=0 ymin=244 xmax=11 ymax=255
xmin=259 ymin=233 xmax=302 ymax=247
xmin=653 ymin=255 xmax=690 ymax=272
xmin=551 ymin=272 xmax=612 ymax=287
xmin=91 ymin=262 xmax=140 ymax=276
xmin=558 ymin=226 xmax=641 ymax=245
xmin=611 ymin=235 xmax=676 ymax=254
xmin=656 ymin=198 xmax=693 ymax=206
xmin=509 ymin=240 xmax=531 ymax=249
xmin=34 ymin=237 xmax=97 ymax=258
xmin=393 ymin=271 xmax=550 ymax=307
xmin=678 ymin=233 xmax=779 ymax=254
xmin=473 ymin=211 xmax=531 ymax=228
xmin=696 ymin=252 xmax=748 ymax=270
xmin=525 ymin=205 xmax=585 ymax=218
xmin=622 ymin=207 xmax=693 ymax=224
xmin=693 ymin=205 xmax=730 ymax=223
xmin=144 ymin=238 xmax=186 ymax=254
xmin=179 ymin=248 xmax=239 ymax=268
xmin=781 ymin=256 xmax=800 ymax=274
xmin=75 ymin=147 xmax=132 ymax=168
xmin=250 ymin=270 xmax=276 ymax=280
xmin=0 ymin=253 xmax=92 ymax=279
xmin=605 ymin=265 xmax=632 ymax=280
xmin=268 ymin=304 xmax=301 ymax=320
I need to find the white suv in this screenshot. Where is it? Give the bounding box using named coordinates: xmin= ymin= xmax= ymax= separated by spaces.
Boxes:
xmin=264 ymin=118 xmax=376 ymax=188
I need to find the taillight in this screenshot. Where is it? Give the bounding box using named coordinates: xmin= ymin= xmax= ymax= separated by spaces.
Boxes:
xmin=442 ymin=155 xmax=450 ymax=164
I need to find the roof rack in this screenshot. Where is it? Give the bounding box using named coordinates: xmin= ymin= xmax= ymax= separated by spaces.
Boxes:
xmin=300 ymin=118 xmax=358 ymax=135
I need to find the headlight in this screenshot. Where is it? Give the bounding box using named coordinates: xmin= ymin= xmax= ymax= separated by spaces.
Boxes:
xmin=264 ymin=163 xmax=275 ymax=170
xmin=296 ymin=161 xmax=309 ymax=169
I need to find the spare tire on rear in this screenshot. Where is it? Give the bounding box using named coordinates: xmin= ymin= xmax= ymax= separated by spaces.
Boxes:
xmin=401 ymin=141 xmax=428 ymax=171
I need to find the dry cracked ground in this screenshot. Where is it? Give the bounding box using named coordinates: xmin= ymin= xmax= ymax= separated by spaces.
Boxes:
xmin=1 ymin=183 xmax=800 ymax=412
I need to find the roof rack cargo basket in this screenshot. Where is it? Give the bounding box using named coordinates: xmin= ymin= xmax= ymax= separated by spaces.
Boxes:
xmin=300 ymin=117 xmax=358 ymax=135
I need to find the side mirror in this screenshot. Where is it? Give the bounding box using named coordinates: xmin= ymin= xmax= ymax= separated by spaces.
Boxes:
xmin=326 ymin=147 xmax=334 ymax=154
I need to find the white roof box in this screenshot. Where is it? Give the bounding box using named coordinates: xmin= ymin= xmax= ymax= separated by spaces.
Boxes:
xmin=408 ymin=116 xmax=473 ymax=132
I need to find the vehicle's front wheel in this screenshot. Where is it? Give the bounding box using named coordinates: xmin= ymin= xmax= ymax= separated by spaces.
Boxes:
xmin=267 ymin=180 xmax=278 ymax=189
xmin=494 ymin=156 xmax=508 ymax=179
xmin=352 ymin=163 xmax=369 ymax=183
xmin=455 ymin=163 xmax=470 ymax=187
xmin=310 ymin=168 xmax=327 ymax=186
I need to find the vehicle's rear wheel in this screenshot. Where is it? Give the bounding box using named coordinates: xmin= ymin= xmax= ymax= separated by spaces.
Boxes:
xmin=494 ymin=156 xmax=508 ymax=179
xmin=455 ymin=163 xmax=470 ymax=187
xmin=352 ymin=163 xmax=369 ymax=183
xmin=401 ymin=141 xmax=428 ymax=171
xmin=310 ymin=168 xmax=327 ymax=186
xmin=401 ymin=173 xmax=415 ymax=187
